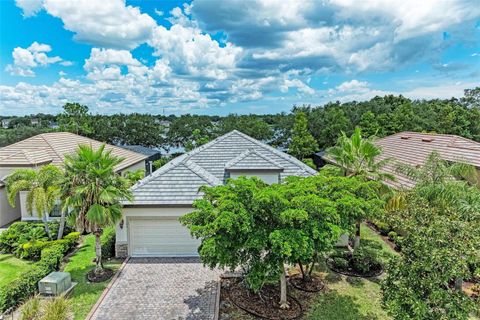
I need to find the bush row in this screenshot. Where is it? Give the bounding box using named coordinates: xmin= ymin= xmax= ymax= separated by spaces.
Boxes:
xmin=21 ymin=232 xmax=80 ymax=261
xmin=0 ymin=221 xmax=73 ymax=256
xmin=0 ymin=231 xmax=80 ymax=313
xmin=101 ymin=227 xmax=116 ymax=259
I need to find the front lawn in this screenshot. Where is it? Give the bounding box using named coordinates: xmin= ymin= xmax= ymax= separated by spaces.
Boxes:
xmin=220 ymin=223 xmax=397 ymax=319
xmin=63 ymin=234 xmax=123 ymax=320
xmin=0 ymin=253 xmax=34 ymax=287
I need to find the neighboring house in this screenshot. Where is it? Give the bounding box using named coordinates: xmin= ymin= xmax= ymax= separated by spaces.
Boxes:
xmin=0 ymin=132 xmax=148 ymax=227
xmin=1 ymin=119 xmax=11 ymax=129
xmin=116 ymin=130 xmax=317 ymax=258
xmin=120 ymin=145 xmax=162 ymax=175
xmin=320 ymin=131 xmax=480 ymax=189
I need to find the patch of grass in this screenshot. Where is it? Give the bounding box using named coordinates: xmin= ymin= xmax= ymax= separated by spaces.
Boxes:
xmin=360 ymin=224 xmax=398 ymax=257
xmin=0 ymin=254 xmax=34 ymax=287
xmin=63 ymin=234 xmax=122 ymax=320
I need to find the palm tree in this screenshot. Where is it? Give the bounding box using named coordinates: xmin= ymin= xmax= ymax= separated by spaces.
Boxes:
xmin=5 ymin=165 xmax=63 ymax=240
xmin=396 ymin=151 xmax=480 ymax=214
xmin=326 ymin=127 xmax=394 ymax=248
xmin=61 ymin=144 xmax=132 ymax=277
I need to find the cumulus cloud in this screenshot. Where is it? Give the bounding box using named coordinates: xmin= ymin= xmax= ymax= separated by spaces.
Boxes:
xmin=192 ymin=0 xmax=480 ymax=73
xmin=15 ymin=0 xmax=157 ymax=50
xmin=5 ymin=42 xmax=64 ymax=77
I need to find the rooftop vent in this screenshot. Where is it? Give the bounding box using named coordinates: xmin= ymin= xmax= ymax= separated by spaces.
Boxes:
xmin=400 ymin=136 xmax=411 ymax=140
xmin=422 ymin=138 xmax=434 ymax=142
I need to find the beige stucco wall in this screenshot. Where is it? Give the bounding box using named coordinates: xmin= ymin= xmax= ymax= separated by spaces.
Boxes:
xmin=119 ymin=160 xmax=146 ymax=175
xmin=0 ymin=187 xmax=20 ymax=226
xmin=230 ymin=170 xmax=281 ymax=184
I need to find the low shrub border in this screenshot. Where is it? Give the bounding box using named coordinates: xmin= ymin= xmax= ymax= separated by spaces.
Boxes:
xmin=0 ymin=231 xmax=80 ymax=313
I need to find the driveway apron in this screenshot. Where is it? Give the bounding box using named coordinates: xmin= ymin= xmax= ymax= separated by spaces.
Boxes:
xmin=90 ymin=257 xmax=220 ymax=320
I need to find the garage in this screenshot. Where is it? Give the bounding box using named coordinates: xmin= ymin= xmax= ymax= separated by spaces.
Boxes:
xmin=128 ymin=218 xmax=200 ymax=257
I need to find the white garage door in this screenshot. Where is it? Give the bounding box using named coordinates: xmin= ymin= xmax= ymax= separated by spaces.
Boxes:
xmin=129 ymin=218 xmax=200 ymax=257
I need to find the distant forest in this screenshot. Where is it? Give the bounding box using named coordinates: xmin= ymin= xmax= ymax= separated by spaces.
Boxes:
xmin=1 ymin=87 xmax=479 ymax=153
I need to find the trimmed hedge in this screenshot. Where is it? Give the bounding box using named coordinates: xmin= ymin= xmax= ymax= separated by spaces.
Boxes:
xmin=101 ymin=227 xmax=116 ymax=259
xmin=0 ymin=231 xmax=80 ymax=313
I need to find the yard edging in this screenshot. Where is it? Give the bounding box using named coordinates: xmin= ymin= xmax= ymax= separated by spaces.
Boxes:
xmin=85 ymin=256 xmax=130 ymax=320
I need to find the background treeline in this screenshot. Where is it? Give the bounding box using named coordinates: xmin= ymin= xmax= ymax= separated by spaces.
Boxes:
xmin=1 ymin=87 xmax=479 ymax=152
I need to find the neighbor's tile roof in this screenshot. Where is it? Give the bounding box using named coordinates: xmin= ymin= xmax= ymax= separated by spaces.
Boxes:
xmin=127 ymin=130 xmax=317 ymax=206
xmin=0 ymin=132 xmax=148 ymax=171
xmin=374 ymin=132 xmax=480 ymax=189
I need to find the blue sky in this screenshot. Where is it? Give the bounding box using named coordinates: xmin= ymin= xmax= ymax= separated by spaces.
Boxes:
xmin=0 ymin=0 xmax=479 ymax=116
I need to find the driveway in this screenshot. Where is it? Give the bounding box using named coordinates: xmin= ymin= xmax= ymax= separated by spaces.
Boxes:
xmin=90 ymin=258 xmax=221 ymax=320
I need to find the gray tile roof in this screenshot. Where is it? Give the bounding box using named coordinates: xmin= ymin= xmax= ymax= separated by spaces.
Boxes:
xmin=225 ymin=149 xmax=284 ymax=170
xmin=127 ymin=130 xmax=317 ymax=206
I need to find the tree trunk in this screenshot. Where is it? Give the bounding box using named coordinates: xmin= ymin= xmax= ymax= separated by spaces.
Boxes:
xmin=298 ymin=261 xmax=306 ymax=280
xmin=354 ymin=221 xmax=361 ymax=250
xmin=42 ymin=213 xmax=52 ymax=240
xmin=94 ymin=231 xmax=103 ymax=274
xmin=279 ymin=263 xmax=289 ymax=309
xmin=57 ymin=209 xmax=66 ymax=240
xmin=454 ymin=277 xmax=463 ymax=291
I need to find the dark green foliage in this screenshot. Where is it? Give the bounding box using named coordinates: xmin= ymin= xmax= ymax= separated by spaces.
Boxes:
xmin=0 ymin=232 xmax=78 ymax=312
xmin=100 ymin=227 xmax=116 ymax=259
xmin=0 ymin=221 xmax=69 ymax=255
xmin=333 ymin=257 xmax=349 ymax=269
xmin=352 ymin=246 xmax=380 ymax=274
xmin=288 ymin=111 xmax=318 ymax=160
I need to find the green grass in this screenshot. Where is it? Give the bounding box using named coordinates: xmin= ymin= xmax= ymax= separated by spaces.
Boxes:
xmin=0 ymin=254 xmax=34 ymax=287
xmin=303 ymin=223 xmax=397 ymax=320
xmin=63 ymin=234 xmax=122 ymax=320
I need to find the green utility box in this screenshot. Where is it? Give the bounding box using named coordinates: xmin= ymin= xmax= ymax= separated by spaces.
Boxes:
xmin=38 ymin=272 xmax=72 ymax=296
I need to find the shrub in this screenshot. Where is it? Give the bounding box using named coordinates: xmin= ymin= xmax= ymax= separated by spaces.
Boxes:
xmin=372 ymin=220 xmax=392 ymax=236
xmin=332 ymin=257 xmax=349 ymax=269
xmin=63 ymin=232 xmax=80 ymax=247
xmin=388 ymin=231 xmax=398 ymax=241
xmin=20 ymin=297 xmax=41 ymax=320
xmin=0 ymin=234 xmax=77 ymax=312
xmin=101 ymin=227 xmax=116 ymax=259
xmin=40 ymin=297 xmax=71 ymax=320
xmin=352 ymin=246 xmax=380 ymax=274
xmin=21 ymin=241 xmax=52 ymax=261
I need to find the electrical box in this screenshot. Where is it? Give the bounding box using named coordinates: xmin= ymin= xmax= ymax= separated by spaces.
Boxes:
xmin=38 ymin=272 xmax=72 ymax=296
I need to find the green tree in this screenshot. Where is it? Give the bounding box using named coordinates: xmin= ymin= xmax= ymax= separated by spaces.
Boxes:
xmin=288 ymin=112 xmax=318 ymax=160
xmin=61 ymin=144 xmax=132 ymax=276
xmin=58 ymin=102 xmax=92 ymax=135
xmin=5 ymin=165 xmax=63 ymax=239
xmin=358 ymin=111 xmax=381 ymax=137
xmin=184 ymin=129 xmax=210 ymax=151
xmin=326 ymin=127 xmax=394 ymax=248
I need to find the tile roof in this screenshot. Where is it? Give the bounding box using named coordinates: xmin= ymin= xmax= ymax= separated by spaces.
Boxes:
xmin=324 ymin=131 xmax=480 ymax=189
xmin=225 ymin=149 xmax=284 ymax=170
xmin=127 ymin=130 xmax=317 ymax=206
xmin=0 ymin=132 xmax=148 ymax=171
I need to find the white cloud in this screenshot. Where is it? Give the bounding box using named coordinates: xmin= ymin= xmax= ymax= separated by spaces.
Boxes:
xmin=5 ymin=42 xmax=64 ymax=77
xmin=15 ymin=0 xmax=43 ymax=17
xmin=16 ymin=0 xmax=157 ymax=50
xmin=335 ymin=80 xmax=369 ymax=93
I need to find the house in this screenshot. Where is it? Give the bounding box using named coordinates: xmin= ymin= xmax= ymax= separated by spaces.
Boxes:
xmin=0 ymin=132 xmax=148 ymax=227
xmin=321 ymin=131 xmax=480 ymax=189
xmin=116 ymin=130 xmax=317 ymax=258
xmin=1 ymin=119 xmax=11 ymax=129
xmin=120 ymin=145 xmax=162 ymax=175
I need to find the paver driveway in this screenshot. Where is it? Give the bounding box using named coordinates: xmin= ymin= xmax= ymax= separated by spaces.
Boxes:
xmin=90 ymin=258 xmax=221 ymax=320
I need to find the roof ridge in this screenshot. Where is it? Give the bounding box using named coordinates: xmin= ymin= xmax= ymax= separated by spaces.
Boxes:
xmin=232 ymin=130 xmax=317 ymax=175
xmin=184 ymin=160 xmax=222 ymax=186
xmin=225 ymin=148 xmax=283 ymax=169
xmin=38 ymin=133 xmax=64 ymax=163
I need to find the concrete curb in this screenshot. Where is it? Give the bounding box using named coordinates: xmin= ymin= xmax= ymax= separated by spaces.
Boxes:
xmin=85 ymin=257 xmax=130 ymax=320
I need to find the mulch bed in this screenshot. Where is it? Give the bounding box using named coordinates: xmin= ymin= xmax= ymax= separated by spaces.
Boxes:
xmin=229 ymin=282 xmax=302 ymax=320
xmin=289 ymin=274 xmax=325 ymax=292
xmin=87 ymin=268 xmax=114 ymax=282
xmin=326 ymin=257 xmax=383 ymax=278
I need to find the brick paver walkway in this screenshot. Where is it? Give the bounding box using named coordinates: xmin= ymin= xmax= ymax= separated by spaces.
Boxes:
xmin=90 ymin=258 xmax=220 ymax=320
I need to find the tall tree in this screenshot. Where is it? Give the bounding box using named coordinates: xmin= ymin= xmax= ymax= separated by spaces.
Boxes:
xmin=5 ymin=165 xmax=63 ymax=239
xmin=58 ymin=102 xmax=92 ymax=135
xmin=326 ymin=127 xmax=394 ymax=248
xmin=288 ymin=111 xmax=318 ymax=160
xmin=61 ymin=145 xmax=132 ymax=277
